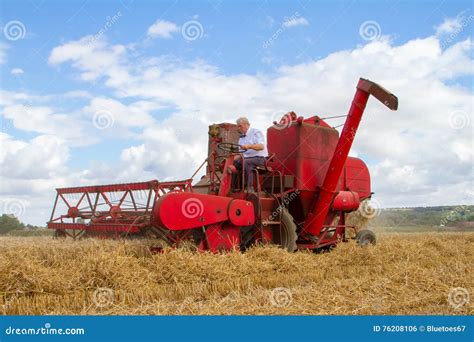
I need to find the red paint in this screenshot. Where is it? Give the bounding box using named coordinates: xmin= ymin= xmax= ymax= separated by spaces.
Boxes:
xmin=47 ymin=78 xmax=397 ymax=251
xmin=332 ymin=191 xmax=360 ymax=212
xmin=152 ymin=192 xmax=254 ymax=230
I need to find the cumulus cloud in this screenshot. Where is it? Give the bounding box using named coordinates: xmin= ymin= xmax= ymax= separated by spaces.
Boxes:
xmin=3 ymin=20 xmax=473 ymax=225
xmin=435 ymin=13 xmax=473 ymax=36
xmin=147 ymin=19 xmax=179 ymax=39
xmin=283 ymin=16 xmax=309 ymax=28
xmin=10 ymin=68 xmax=23 ymax=75
xmin=84 ymin=97 xmax=158 ymax=132
xmin=50 ymin=34 xmax=471 ymax=208
xmin=64 ymin=90 xmax=92 ymax=98
xmin=0 ymin=133 xmax=69 ymax=179
xmin=2 ymin=104 xmax=89 ymax=146
xmin=48 ymin=36 xmax=131 ymax=86
xmin=0 ymin=90 xmax=32 ymax=107
xmin=0 ymin=133 xmax=70 ymax=221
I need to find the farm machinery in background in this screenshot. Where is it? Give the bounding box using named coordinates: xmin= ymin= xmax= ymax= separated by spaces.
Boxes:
xmin=47 ymin=78 xmax=398 ymax=252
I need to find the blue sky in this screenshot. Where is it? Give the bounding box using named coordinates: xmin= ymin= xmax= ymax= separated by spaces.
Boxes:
xmin=0 ymin=0 xmax=473 ymax=224
xmin=2 ymin=1 xmax=472 ymax=89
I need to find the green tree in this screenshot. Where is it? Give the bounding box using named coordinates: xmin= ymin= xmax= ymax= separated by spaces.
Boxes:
xmin=0 ymin=214 xmax=25 ymax=235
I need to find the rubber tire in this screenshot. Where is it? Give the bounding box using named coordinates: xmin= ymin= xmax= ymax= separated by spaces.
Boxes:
xmin=273 ymin=208 xmax=298 ymax=252
xmin=356 ymin=229 xmax=376 ymax=246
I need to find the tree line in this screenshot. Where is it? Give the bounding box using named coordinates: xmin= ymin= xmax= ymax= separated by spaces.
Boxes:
xmin=0 ymin=214 xmax=45 ymax=235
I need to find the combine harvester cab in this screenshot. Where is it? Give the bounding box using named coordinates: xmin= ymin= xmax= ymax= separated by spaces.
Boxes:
xmin=48 ymin=78 xmax=397 ymax=252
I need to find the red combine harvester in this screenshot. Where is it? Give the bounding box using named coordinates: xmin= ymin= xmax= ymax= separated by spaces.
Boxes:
xmin=47 ymin=78 xmax=398 ymax=252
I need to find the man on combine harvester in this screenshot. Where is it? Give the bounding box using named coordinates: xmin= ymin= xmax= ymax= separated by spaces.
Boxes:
xmin=234 ymin=117 xmax=268 ymax=192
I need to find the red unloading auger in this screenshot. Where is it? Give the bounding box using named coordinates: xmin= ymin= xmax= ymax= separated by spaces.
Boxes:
xmin=303 ymin=78 xmax=398 ymax=238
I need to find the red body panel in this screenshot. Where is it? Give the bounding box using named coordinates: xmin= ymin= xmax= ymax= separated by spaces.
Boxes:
xmin=344 ymin=157 xmax=371 ymax=199
xmin=268 ymin=122 xmax=339 ymax=191
xmin=204 ymin=224 xmax=241 ymax=252
xmin=153 ymin=192 xmax=255 ymax=230
xmin=332 ymin=191 xmax=360 ymax=212
xmin=47 ymin=78 xmax=397 ymax=251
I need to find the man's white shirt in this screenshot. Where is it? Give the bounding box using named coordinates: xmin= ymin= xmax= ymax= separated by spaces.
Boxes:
xmin=238 ymin=127 xmax=268 ymax=158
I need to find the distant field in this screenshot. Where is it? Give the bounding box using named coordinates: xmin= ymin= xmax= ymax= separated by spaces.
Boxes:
xmin=0 ymin=232 xmax=472 ymax=315
xmin=367 ymin=205 xmax=474 ymax=230
xmin=5 ymin=229 xmax=54 ymax=237
xmin=6 ymin=225 xmax=470 ymax=237
xmin=3 ymin=205 xmax=472 ymax=237
xmin=369 ymin=225 xmax=474 ymax=232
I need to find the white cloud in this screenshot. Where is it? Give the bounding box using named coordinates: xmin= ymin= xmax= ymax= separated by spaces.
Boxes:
xmin=2 ymin=104 xmax=89 ymax=146
xmin=283 ymin=16 xmax=309 ymax=28
xmin=7 ymin=23 xmax=473 ymax=224
xmin=102 ymin=36 xmax=471 ymax=207
xmin=48 ymin=36 xmax=131 ymax=86
xmin=0 ymin=133 xmax=69 ymax=179
xmin=0 ymin=90 xmax=32 ymax=107
xmin=10 ymin=68 xmax=24 ymax=75
xmin=117 ymin=115 xmax=209 ymax=182
xmin=45 ymin=36 xmax=473 ymax=205
xmin=84 ymin=97 xmax=158 ymax=131
xmin=64 ymin=90 xmax=92 ymax=98
xmin=0 ymin=88 xmax=162 ymax=149
xmin=435 ymin=14 xmax=465 ymax=36
xmin=0 ymin=133 xmax=102 ymax=224
xmin=147 ymin=19 xmax=179 ymax=39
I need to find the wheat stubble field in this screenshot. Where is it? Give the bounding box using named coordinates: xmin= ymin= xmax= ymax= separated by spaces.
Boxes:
xmin=0 ymin=233 xmax=472 ymax=315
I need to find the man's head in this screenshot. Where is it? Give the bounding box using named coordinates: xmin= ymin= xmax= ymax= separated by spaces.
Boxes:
xmin=236 ymin=117 xmax=250 ymax=135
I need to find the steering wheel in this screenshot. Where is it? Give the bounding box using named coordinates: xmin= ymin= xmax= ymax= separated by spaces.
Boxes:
xmin=217 ymin=142 xmax=246 ymax=154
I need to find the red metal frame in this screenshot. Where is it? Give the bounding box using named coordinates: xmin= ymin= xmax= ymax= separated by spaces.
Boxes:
xmin=47 ymin=180 xmax=193 ymax=236
xmin=47 ymin=78 xmax=397 ymax=251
